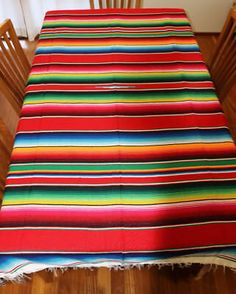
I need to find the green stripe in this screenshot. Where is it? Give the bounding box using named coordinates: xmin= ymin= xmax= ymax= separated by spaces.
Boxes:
xmin=28 ymin=72 xmax=210 ymax=84
xmin=42 ymin=21 xmax=190 ymax=29
xmin=24 ymin=91 xmax=217 ymax=104
xmin=3 ymin=182 xmax=236 ymax=205
xmin=9 ymin=159 xmax=236 ymax=173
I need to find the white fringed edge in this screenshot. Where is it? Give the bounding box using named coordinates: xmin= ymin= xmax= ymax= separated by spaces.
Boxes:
xmin=0 ymin=256 xmax=236 ymax=285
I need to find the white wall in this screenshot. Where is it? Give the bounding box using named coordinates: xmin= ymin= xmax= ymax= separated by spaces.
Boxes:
xmin=0 ymin=0 xmax=27 ymax=36
xmin=143 ymin=0 xmax=234 ymax=32
xmin=21 ymin=0 xmax=90 ymax=40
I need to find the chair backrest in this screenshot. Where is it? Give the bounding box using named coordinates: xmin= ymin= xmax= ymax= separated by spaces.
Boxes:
xmin=89 ymin=0 xmax=142 ymax=9
xmin=0 ymin=19 xmax=30 ymax=199
xmin=208 ymin=8 xmax=236 ymax=101
xmin=0 ymin=19 xmax=30 ymax=114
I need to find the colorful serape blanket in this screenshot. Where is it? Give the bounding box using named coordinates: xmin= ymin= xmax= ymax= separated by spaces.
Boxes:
xmin=1 ymin=8 xmax=236 ymax=281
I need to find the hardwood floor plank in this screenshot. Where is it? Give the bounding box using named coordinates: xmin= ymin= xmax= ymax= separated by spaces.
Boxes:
xmin=124 ymin=269 xmax=136 ymax=294
xmin=31 ymin=271 xmax=58 ymax=294
xmin=97 ymin=268 xmax=111 ymax=294
xmin=0 ymin=279 xmax=32 ymax=294
xmin=111 ymin=270 xmax=124 ymax=294
xmin=0 ymin=265 xmax=236 ymax=293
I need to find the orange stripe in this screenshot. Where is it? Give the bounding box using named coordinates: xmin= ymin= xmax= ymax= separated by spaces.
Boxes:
xmin=12 ymin=143 xmax=236 ymax=158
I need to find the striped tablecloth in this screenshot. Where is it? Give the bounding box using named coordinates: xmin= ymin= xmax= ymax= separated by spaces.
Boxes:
xmin=1 ymin=8 xmax=236 ymax=281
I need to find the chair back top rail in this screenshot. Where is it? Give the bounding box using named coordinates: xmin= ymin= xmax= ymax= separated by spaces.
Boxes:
xmin=89 ymin=0 xmax=142 ymax=9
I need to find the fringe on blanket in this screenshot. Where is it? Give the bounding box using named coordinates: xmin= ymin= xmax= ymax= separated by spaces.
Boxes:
xmin=0 ymin=256 xmax=236 ymax=285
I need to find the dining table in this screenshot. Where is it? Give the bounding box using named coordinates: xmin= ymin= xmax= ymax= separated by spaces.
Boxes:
xmin=1 ymin=7 xmax=236 ymax=282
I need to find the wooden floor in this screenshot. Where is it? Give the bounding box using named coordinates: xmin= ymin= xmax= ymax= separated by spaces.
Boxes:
xmin=1 ymin=265 xmax=236 ymax=294
xmin=0 ymin=34 xmax=236 ymax=293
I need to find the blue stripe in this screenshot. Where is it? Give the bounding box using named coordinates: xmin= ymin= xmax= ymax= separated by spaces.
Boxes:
xmin=36 ymin=44 xmax=200 ymax=55
xmin=1 ymin=246 xmax=236 ymax=272
xmin=14 ymin=129 xmax=232 ymax=147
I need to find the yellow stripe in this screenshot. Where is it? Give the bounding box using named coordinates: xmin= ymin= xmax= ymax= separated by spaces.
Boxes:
xmin=30 ymin=71 xmax=210 ymax=79
xmin=24 ymin=97 xmax=217 ymax=105
xmin=4 ymin=193 xmax=236 ymax=206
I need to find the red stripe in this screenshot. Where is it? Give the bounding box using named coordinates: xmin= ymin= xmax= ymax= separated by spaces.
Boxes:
xmin=18 ymin=114 xmax=227 ymax=132
xmin=44 ymin=14 xmax=187 ymax=21
xmin=21 ymin=102 xmax=221 ymax=117
xmin=6 ymin=171 xmax=236 ymax=186
xmin=46 ymin=8 xmax=187 ymax=16
xmin=25 ymin=81 xmax=214 ymax=93
xmin=33 ymin=53 xmax=203 ymax=65
xmin=31 ymin=63 xmax=206 ymax=74
xmin=41 ymin=26 xmax=192 ymax=34
xmin=2 ymin=202 xmax=236 ymax=226
xmin=0 ymin=222 xmax=236 ymax=252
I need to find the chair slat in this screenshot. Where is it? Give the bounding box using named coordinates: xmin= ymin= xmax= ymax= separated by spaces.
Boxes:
xmin=136 ymin=0 xmax=141 ymax=8
xmin=218 ymin=53 xmax=236 ymax=92
xmin=8 ymin=20 xmax=30 ymax=73
xmin=0 ymin=19 xmax=30 ymax=103
xmin=89 ymin=0 xmax=95 ymax=9
xmin=0 ymin=39 xmax=26 ymax=87
xmin=214 ymin=38 xmax=236 ymax=83
xmin=0 ymin=50 xmax=25 ymax=98
xmin=3 ymin=32 xmax=28 ymax=79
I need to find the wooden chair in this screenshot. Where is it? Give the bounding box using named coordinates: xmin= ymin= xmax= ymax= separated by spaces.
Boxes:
xmin=0 ymin=19 xmax=30 ymax=114
xmin=208 ymin=8 xmax=236 ymax=101
xmin=0 ymin=19 xmax=30 ymax=199
xmin=89 ymin=0 xmax=142 ymax=9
